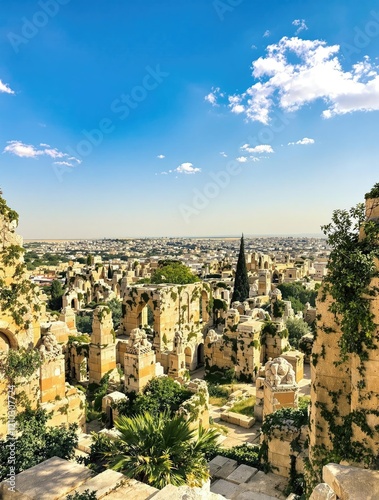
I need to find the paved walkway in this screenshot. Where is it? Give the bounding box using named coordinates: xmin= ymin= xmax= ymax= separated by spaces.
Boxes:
xmin=206 ymin=363 xmax=312 ymax=449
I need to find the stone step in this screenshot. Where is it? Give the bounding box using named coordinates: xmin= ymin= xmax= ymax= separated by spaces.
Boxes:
xmin=71 ymin=469 xmax=125 ymax=498
xmin=107 ymin=478 xmax=158 ymax=499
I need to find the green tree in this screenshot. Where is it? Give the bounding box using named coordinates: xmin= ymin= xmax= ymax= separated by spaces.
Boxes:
xmin=49 ymin=279 xmax=64 ymax=311
xmin=286 ymin=296 xmax=304 ymax=314
xmin=107 ymin=298 xmax=122 ymax=330
xmin=117 ymin=376 xmax=191 ymax=418
xmin=0 ymin=407 xmax=78 ymax=481
xmin=76 ymin=314 xmax=92 ymax=334
xmin=151 ymin=262 xmax=199 ymax=285
xmin=277 ymin=282 xmax=317 ymax=307
xmin=231 ymin=235 xmax=249 ymax=303
xmin=109 ymin=412 xmax=219 ymax=488
xmin=286 ymin=317 xmax=310 ymax=348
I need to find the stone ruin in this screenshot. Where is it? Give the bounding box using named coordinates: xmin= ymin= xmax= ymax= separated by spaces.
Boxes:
xmin=0 ymin=199 xmax=85 ymax=437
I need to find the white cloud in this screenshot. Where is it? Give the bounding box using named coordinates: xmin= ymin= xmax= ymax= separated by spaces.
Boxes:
xmin=236 ymin=156 xmax=248 ymax=163
xmin=54 ymin=161 xmax=74 ymax=167
xmin=220 ymin=152 xmax=228 ymax=157
xmin=157 ymin=154 xmax=165 ymax=159
xmin=3 ymin=140 xmax=80 ymax=164
xmin=223 ymin=37 xmax=379 ymax=123
xmin=241 ymin=144 xmax=274 ymax=154
xmin=292 ymin=19 xmax=308 ymax=35
xmin=175 ymin=162 xmax=201 ymax=175
xmin=288 ymin=137 xmax=315 ymax=145
xmin=4 ymin=141 xmax=41 ymax=158
xmin=68 ymin=156 xmax=82 ymax=164
xmin=204 ymin=87 xmax=224 ymax=106
xmin=0 ymin=79 xmax=14 ymax=94
xmin=263 ymin=30 xmax=271 ymax=38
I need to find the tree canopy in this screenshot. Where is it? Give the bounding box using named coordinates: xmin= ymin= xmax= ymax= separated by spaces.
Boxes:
xmin=277 ymin=282 xmax=317 ymax=308
xmin=286 ymin=317 xmax=310 ymax=348
xmin=116 ymin=376 xmax=191 ymax=418
xmin=231 ymin=235 xmax=249 ymax=303
xmin=150 ymin=261 xmax=200 ymax=285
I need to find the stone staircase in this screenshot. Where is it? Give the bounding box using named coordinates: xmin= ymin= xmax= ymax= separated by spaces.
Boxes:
xmin=209 ymin=455 xmax=287 ymax=499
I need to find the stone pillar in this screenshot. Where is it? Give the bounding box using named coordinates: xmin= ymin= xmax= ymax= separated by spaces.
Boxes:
xmin=124 ymin=328 xmax=156 ymax=393
xmin=59 ymin=307 xmax=77 ymax=333
xmin=263 ymin=357 xmax=299 ymax=419
xmin=168 ymin=331 xmax=187 ymax=380
xmin=88 ymin=306 xmax=116 ymax=384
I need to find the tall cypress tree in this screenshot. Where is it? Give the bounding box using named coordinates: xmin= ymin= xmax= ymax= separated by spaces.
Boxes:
xmin=231 ymin=235 xmax=249 ymax=303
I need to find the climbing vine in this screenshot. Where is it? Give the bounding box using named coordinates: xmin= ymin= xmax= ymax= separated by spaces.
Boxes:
xmin=0 ymin=348 xmax=42 ymax=382
xmin=321 ymin=193 xmax=379 ymax=364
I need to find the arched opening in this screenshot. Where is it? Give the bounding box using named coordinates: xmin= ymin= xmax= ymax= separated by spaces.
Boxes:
xmin=71 ymin=299 xmax=75 ymax=308
xmin=264 ymin=261 xmax=269 ymax=270
xmin=0 ymin=332 xmax=11 ymax=353
xmin=197 ymin=343 xmax=204 ymax=367
xmin=0 ymin=328 xmax=18 ymax=352
xmin=272 ymin=271 xmax=279 ymax=284
xmin=139 ymin=304 xmax=154 ymax=329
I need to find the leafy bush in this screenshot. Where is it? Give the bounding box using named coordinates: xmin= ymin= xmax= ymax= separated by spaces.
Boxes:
xmin=66 ymin=490 xmax=97 ymax=500
xmin=0 ymin=407 xmax=78 ymax=481
xmin=207 ymin=443 xmax=261 ymax=468
xmin=116 ymin=377 xmax=191 ymax=418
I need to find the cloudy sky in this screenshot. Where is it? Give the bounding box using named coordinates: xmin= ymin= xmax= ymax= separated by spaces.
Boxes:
xmin=1 ymin=0 xmax=379 ymax=238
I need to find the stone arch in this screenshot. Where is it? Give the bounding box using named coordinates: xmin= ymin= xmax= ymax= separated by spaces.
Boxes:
xmin=264 ymin=261 xmax=269 ymax=270
xmin=0 ymin=327 xmax=18 ymax=352
xmin=272 ymin=270 xmax=280 ymax=284
xmin=123 ymin=291 xmax=160 ymax=336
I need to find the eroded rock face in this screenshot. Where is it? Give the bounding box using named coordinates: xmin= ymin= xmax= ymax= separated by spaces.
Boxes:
xmin=264 ymin=356 xmax=296 ymax=387
xmin=39 ymin=328 xmax=63 ymax=359
xmin=309 ymin=482 xmax=336 ymax=500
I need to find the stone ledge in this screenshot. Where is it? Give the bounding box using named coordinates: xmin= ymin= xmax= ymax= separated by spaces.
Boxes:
xmin=323 ymin=463 xmax=379 ymax=500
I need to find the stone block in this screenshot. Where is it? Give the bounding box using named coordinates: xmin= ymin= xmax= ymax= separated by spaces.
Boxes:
xmin=226 ymin=464 xmax=258 ymax=484
xmin=0 ymin=456 xmax=92 ymax=500
xmin=214 ymin=458 xmax=238 ymax=479
xmin=239 ymin=415 xmax=255 ymax=428
xmin=73 ymin=469 xmax=125 ymax=497
xmin=210 ymin=479 xmax=239 ymax=498
xmin=323 ymin=463 xmax=379 ymax=500
xmin=309 ymin=482 xmax=336 ymax=500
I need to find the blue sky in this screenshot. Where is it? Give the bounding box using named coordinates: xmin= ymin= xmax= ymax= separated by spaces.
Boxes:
xmin=1 ymin=0 xmax=379 ymax=238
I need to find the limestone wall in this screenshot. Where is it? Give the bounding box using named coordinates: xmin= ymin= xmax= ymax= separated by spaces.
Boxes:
xmin=262 ymin=426 xmax=308 ymax=478
xmin=121 ymin=283 xmax=211 ymax=358
xmin=309 ymin=195 xmax=379 ymax=476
